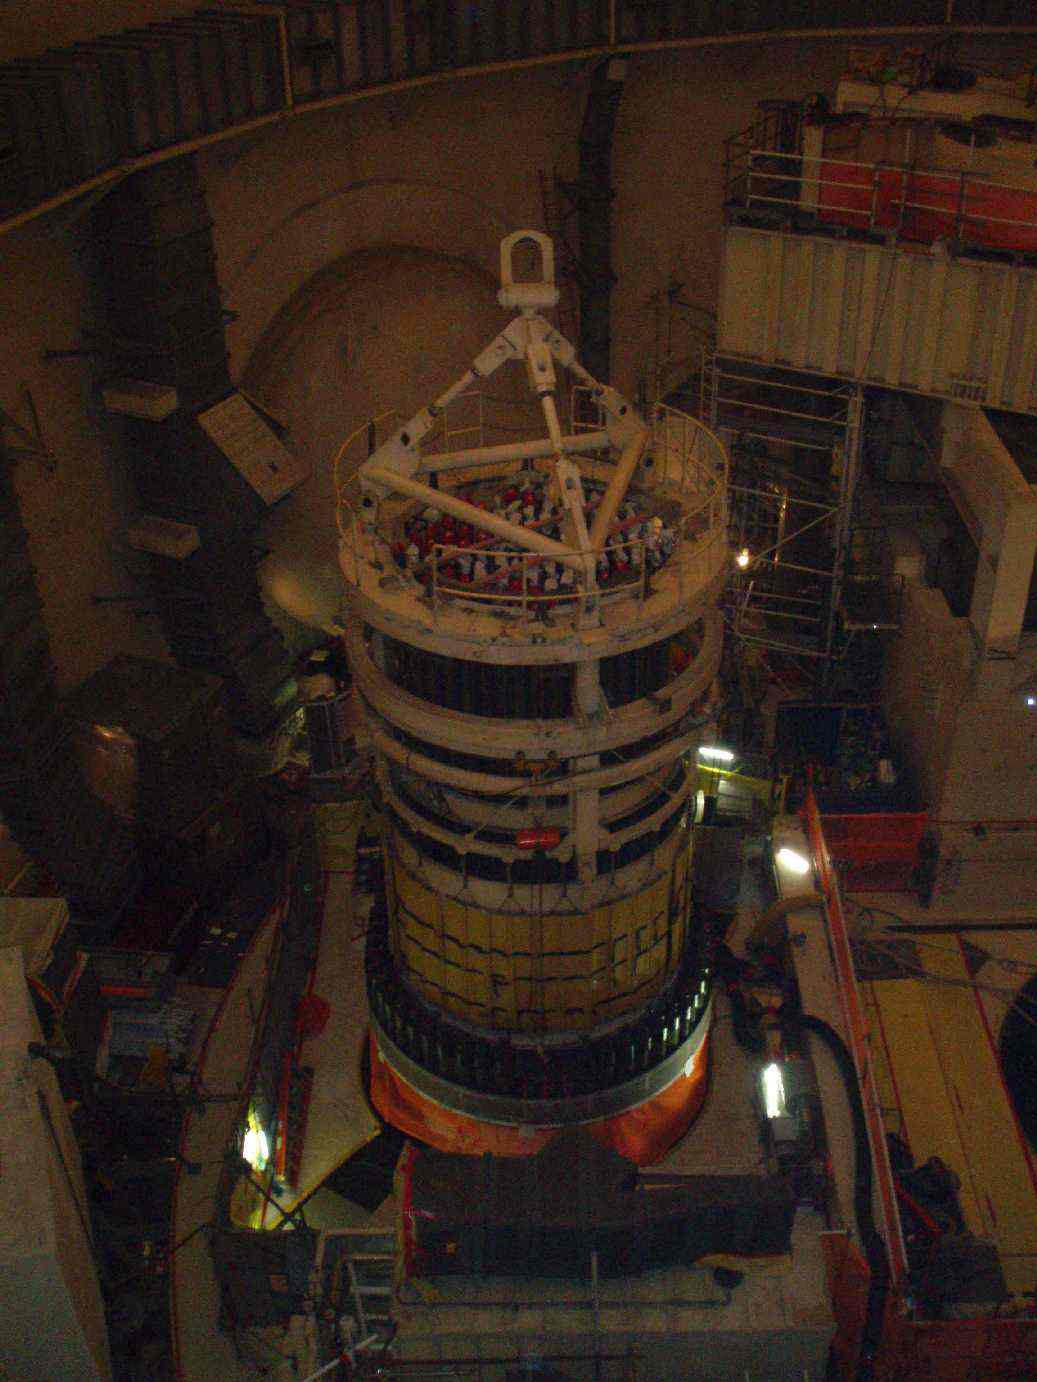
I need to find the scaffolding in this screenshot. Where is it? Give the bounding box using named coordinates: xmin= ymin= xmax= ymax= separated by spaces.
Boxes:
xmin=706 ymin=354 xmax=870 ymax=690
xmin=636 ymin=279 xmax=716 ymax=418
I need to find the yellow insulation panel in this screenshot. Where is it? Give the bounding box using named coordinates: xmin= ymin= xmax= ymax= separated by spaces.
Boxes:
xmin=389 ymin=831 xmax=691 ymax=1033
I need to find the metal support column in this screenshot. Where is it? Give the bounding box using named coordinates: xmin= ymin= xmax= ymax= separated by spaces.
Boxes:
xmin=576 ymin=59 xmax=625 ymax=382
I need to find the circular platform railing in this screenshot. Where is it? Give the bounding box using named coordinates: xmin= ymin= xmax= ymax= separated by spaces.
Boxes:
xmin=338 ymin=400 xmax=728 ymax=636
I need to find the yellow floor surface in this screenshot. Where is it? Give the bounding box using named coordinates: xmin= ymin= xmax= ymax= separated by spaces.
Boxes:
xmin=865 ymin=934 xmax=1037 ymax=1297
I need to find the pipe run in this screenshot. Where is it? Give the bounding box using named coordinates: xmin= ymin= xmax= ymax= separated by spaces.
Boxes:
xmin=744 ymin=892 xmax=824 ymax=952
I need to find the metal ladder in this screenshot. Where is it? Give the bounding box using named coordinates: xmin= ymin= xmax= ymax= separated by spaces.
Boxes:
xmin=342 ymin=1230 xmax=396 ymax=1337
xmin=723 ymin=100 xmax=803 ymax=217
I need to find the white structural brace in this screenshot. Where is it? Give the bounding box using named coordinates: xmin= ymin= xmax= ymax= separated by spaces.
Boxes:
xmin=362 ymin=464 xmax=591 ymax=575
xmin=423 ymin=430 xmax=611 ymax=473
xmin=358 ymin=231 xmax=646 ymax=496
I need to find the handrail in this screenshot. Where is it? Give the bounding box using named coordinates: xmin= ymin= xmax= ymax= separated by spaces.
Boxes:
xmin=729 ymin=142 xmax=1037 ymax=255
xmin=802 ymin=786 xmax=909 ymax=1290
xmin=339 ymin=400 xmax=728 ymax=641
xmin=345 ymin=401 xmax=728 ymax=631
xmin=333 ymin=409 xmax=399 ymax=539
xmin=2 ymin=3 xmax=1035 ymax=238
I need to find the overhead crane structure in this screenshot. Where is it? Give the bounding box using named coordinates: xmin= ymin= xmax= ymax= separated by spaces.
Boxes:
xmin=337 ymin=231 xmax=730 ymax=1161
xmin=3 ymin=4 xmax=1036 ymax=240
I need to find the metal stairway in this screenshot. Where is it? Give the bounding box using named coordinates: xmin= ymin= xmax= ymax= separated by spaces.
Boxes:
xmin=539 ymin=170 xmax=581 ymax=348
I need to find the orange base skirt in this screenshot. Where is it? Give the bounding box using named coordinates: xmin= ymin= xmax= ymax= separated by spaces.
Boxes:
xmin=369 ymin=1028 xmax=711 ymax=1167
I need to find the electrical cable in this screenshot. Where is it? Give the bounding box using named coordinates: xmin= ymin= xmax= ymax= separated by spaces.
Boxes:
xmin=35 ymin=1085 xmax=96 ymax=1251
xmin=857 ymin=236 xmax=899 ymax=382
xmin=725 ymin=984 xmax=766 ymax=1057
xmin=790 ymin=1012 xmax=890 ymax=1382
xmin=852 ymin=934 xmax=1037 ymax=1032
xmin=857 ymin=930 xmax=1027 ymax=992
xmin=828 ymin=35 xmax=964 ymax=138
xmin=845 ymin=902 xmax=1037 ymax=1026
xmin=105 ymin=1217 xmax=214 ymax=1296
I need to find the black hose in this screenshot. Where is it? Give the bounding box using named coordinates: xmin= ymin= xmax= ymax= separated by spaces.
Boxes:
xmin=795 ymin=1013 xmax=891 ymax=1382
xmin=726 ymin=983 xmax=765 ymax=1057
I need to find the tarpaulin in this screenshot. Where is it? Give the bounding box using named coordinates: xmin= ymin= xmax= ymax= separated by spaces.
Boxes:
xmin=589 ymin=1035 xmax=711 ymax=1165
xmin=370 ymin=1033 xmax=556 ymax=1156
xmin=369 ymin=1027 xmax=711 ymax=1167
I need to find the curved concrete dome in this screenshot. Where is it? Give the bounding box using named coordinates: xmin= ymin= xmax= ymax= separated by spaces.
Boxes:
xmin=243 ymin=246 xmax=527 ymax=645
xmin=244 ymin=248 xmax=530 ymax=646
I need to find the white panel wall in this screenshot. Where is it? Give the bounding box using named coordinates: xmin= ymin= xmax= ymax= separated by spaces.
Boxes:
xmin=719 ymin=225 xmax=1037 ymax=416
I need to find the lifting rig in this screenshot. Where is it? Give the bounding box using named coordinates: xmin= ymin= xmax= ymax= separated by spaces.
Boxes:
xmin=340 ymin=231 xmax=728 ymax=1151
xmin=358 ymin=228 xmax=647 ymax=609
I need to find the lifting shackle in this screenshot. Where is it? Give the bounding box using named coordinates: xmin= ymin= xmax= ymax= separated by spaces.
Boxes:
xmin=498 ymin=229 xmax=561 ymax=312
